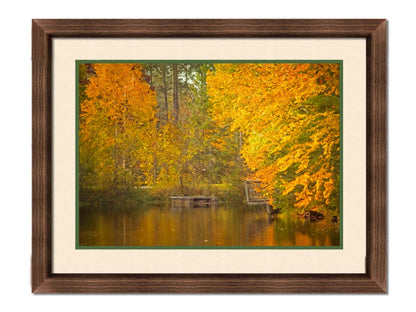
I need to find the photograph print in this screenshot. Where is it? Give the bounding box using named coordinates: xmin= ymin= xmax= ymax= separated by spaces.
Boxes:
xmin=77 ymin=61 xmax=342 ymax=248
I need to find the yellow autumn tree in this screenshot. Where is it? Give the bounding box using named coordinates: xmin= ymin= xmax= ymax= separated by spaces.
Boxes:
xmin=207 ymin=63 xmax=340 ymax=214
xmin=79 ymin=63 xmax=158 ymax=193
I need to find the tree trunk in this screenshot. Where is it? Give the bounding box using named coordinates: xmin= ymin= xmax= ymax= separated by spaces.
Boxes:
xmin=172 ymin=64 xmax=179 ymax=121
xmin=162 ymin=65 xmax=169 ymax=121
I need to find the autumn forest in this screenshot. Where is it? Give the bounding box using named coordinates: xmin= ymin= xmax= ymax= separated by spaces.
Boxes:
xmin=78 ymin=61 xmax=341 ymax=247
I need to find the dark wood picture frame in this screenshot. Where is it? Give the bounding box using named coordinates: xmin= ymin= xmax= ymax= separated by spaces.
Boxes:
xmin=32 ymin=19 xmax=387 ymax=293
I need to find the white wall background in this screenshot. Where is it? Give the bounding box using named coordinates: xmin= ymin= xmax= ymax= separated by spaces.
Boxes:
xmin=0 ymin=0 xmax=412 ymax=310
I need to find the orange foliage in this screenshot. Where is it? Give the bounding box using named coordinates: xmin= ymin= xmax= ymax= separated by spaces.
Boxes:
xmin=207 ymin=63 xmax=340 ymax=212
xmin=79 ymin=63 xmax=158 ymax=188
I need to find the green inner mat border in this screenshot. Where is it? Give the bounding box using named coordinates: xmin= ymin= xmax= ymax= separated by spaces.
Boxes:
xmin=75 ymin=59 xmax=343 ymax=250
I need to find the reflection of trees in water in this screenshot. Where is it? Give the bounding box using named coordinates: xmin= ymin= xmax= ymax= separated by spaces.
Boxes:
xmin=79 ymin=203 xmax=339 ymax=247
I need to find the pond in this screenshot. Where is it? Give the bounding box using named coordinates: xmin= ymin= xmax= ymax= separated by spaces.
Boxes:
xmin=79 ymin=202 xmax=340 ymax=247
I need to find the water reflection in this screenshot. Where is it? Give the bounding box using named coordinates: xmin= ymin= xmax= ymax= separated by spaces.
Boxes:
xmin=79 ymin=202 xmax=340 ymax=247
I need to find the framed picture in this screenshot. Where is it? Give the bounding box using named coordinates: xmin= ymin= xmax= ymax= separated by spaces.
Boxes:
xmin=32 ymin=19 xmax=387 ymax=293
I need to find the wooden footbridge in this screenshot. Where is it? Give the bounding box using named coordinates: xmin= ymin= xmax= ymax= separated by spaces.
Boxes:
xmin=244 ymin=179 xmax=275 ymax=214
xmin=244 ymin=179 xmax=268 ymax=205
xmin=169 ymin=180 xmax=273 ymax=212
xmin=170 ymin=196 xmax=219 ymax=208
